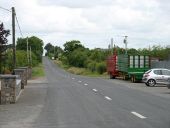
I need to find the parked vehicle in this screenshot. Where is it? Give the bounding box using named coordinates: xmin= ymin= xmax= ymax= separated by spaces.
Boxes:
xmin=107 ymin=51 xmax=150 ymax=82
xmin=142 ymin=68 xmax=170 ymax=87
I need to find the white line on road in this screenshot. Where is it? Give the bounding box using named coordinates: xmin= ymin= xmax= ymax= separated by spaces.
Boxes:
xmin=72 ymin=78 xmax=75 ymax=80
xmin=92 ymin=89 xmax=98 ymax=92
xmin=78 ymin=81 xmax=82 ymax=83
xmin=131 ymin=111 xmax=147 ymax=119
xmin=105 ymin=96 xmax=112 ymax=101
xmin=84 ymin=83 xmax=88 ymax=86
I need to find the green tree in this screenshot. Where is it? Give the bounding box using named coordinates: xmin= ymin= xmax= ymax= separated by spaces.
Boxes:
xmin=0 ymin=23 xmax=10 ymax=73
xmin=44 ymin=43 xmax=54 ymax=56
xmin=54 ymin=46 xmax=63 ymax=59
xmin=68 ymin=48 xmax=88 ymax=67
xmin=127 ymin=48 xmax=139 ymax=55
xmin=16 ymin=36 xmax=44 ymax=62
xmin=63 ymin=40 xmax=84 ymax=54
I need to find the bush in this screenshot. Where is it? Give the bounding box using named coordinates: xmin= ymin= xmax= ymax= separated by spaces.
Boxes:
xmin=87 ymin=61 xmax=96 ymax=72
xmin=96 ymin=62 xmax=106 ymax=74
xmin=59 ymin=55 xmax=69 ymax=65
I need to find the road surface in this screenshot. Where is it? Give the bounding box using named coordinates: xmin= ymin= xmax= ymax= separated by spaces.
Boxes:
xmin=0 ymin=57 xmax=170 ymax=128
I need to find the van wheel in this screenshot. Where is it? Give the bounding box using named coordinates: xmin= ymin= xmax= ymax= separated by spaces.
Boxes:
xmin=147 ymin=79 xmax=156 ymax=86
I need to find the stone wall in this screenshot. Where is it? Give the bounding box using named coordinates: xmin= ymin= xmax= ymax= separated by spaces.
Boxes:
xmin=14 ymin=69 xmax=27 ymax=89
xmin=0 ymin=75 xmax=21 ymax=104
xmin=18 ymin=67 xmax=32 ymax=80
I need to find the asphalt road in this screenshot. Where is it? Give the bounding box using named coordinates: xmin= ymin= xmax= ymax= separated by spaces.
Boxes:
xmin=0 ymin=57 xmax=170 ymax=128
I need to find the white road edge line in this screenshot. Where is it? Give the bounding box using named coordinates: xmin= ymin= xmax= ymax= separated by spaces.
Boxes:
xmin=84 ymin=83 xmax=88 ymax=86
xmin=92 ymin=89 xmax=98 ymax=92
xmin=105 ymin=96 xmax=112 ymax=101
xmin=131 ymin=111 xmax=147 ymax=119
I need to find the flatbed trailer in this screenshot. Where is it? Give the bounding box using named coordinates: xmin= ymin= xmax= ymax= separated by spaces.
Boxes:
xmin=107 ymin=54 xmax=150 ymax=82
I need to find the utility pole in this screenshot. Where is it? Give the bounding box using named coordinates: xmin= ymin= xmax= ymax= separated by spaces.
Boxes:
xmin=12 ymin=7 xmax=16 ymax=69
xmin=54 ymin=46 xmax=55 ymax=59
xmin=29 ymin=46 xmax=32 ymax=67
xmin=123 ymin=36 xmax=128 ymax=54
xmin=111 ymin=38 xmax=113 ymax=54
xmin=27 ymin=37 xmax=29 ymax=65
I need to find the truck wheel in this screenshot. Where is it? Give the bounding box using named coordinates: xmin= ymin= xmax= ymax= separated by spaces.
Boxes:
xmin=123 ymin=75 xmax=128 ymax=80
xmin=123 ymin=75 xmax=125 ymax=80
xmin=131 ymin=76 xmax=136 ymax=83
xmin=131 ymin=76 xmax=134 ymax=83
xmin=110 ymin=74 xmax=115 ymax=79
xmin=133 ymin=76 xmax=136 ymax=83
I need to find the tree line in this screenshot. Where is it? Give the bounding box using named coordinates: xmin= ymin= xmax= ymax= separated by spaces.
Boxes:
xmin=44 ymin=40 xmax=170 ymax=74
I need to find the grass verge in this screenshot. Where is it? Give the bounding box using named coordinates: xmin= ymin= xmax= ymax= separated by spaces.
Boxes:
xmin=32 ymin=63 xmax=45 ymax=78
xmin=54 ymin=60 xmax=107 ymax=77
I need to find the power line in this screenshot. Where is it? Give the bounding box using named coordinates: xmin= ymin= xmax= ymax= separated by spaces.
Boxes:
xmin=15 ymin=15 xmax=24 ymax=37
xmin=0 ymin=6 xmax=11 ymax=12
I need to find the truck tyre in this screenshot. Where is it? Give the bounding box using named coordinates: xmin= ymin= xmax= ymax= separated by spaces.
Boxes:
xmin=123 ymin=75 xmax=127 ymax=80
xmin=131 ymin=76 xmax=134 ymax=83
xmin=110 ymin=74 xmax=115 ymax=79
xmin=133 ymin=76 xmax=136 ymax=83
xmin=147 ymin=79 xmax=156 ymax=86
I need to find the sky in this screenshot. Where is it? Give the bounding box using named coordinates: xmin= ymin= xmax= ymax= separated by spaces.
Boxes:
xmin=0 ymin=0 xmax=170 ymax=49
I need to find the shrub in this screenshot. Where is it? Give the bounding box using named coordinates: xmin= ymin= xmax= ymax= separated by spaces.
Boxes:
xmin=96 ymin=62 xmax=106 ymax=74
xmin=87 ymin=61 xmax=96 ymax=72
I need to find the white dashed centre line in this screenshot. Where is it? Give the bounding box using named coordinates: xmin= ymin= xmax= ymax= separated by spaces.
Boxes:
xmin=92 ymin=89 xmax=98 ymax=92
xmin=78 ymin=81 xmax=82 ymax=83
xmin=131 ymin=111 xmax=147 ymax=119
xmin=72 ymin=78 xmax=75 ymax=80
xmin=105 ymin=96 xmax=112 ymax=101
xmin=84 ymin=83 xmax=88 ymax=86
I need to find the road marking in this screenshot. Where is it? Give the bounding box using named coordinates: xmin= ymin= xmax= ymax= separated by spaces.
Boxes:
xmin=131 ymin=111 xmax=147 ymax=119
xmin=92 ymin=89 xmax=98 ymax=92
xmin=105 ymin=96 xmax=112 ymax=101
xmin=84 ymin=83 xmax=88 ymax=86
xmin=78 ymin=81 xmax=82 ymax=83
xmin=72 ymin=78 xmax=75 ymax=80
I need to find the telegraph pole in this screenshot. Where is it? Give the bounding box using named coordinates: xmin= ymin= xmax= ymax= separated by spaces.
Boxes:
xmin=27 ymin=37 xmax=29 ymax=65
xmin=111 ymin=38 xmax=113 ymax=54
xmin=30 ymin=46 xmax=32 ymax=67
xmin=12 ymin=7 xmax=16 ymax=69
xmin=123 ymin=36 xmax=128 ymax=54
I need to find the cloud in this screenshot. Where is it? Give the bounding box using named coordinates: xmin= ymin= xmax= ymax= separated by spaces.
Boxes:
xmin=38 ymin=0 xmax=114 ymax=8
xmin=0 ymin=0 xmax=170 ymax=49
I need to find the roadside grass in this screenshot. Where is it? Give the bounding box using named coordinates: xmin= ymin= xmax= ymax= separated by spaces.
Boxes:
xmin=54 ymin=60 xmax=108 ymax=77
xmin=32 ymin=63 xmax=45 ymax=78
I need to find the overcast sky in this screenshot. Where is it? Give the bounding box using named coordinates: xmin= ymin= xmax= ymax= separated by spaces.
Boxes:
xmin=0 ymin=0 xmax=170 ymax=49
